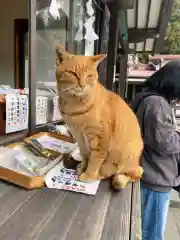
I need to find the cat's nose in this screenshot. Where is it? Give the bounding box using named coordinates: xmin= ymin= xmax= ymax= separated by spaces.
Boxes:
xmin=80 ymin=84 xmax=85 ymax=89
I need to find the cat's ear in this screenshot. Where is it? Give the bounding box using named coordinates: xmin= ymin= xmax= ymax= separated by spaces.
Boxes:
xmin=90 ymin=54 xmax=107 ymax=65
xmin=56 ymin=45 xmax=73 ymax=65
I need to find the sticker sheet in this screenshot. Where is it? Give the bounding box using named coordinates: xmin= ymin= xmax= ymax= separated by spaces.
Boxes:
xmin=52 ymin=96 xmax=62 ymax=121
xmin=37 ymin=135 xmax=76 ymax=154
xmin=6 ymin=94 xmax=29 ymax=134
xmin=45 ymin=162 xmax=100 ymax=195
xmin=36 ymin=96 xmax=48 ymax=125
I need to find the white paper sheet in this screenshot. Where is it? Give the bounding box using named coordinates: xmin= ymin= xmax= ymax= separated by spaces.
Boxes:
xmin=6 ymin=94 xmax=29 ymax=134
xmin=52 ymin=96 xmax=62 ymax=121
xmin=36 ymin=96 xmax=48 ymax=125
xmin=37 ymin=135 xmax=76 ymax=154
xmin=45 ymin=162 xmax=100 ymax=195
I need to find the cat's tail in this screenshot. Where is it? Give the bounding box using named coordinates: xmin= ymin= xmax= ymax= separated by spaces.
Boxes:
xmin=111 ymin=166 xmax=143 ymax=190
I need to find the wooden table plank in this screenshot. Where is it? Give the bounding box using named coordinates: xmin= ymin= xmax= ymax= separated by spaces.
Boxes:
xmin=0 ymin=181 xmax=141 ymax=240
xmin=101 ymin=184 xmax=132 ymax=240
xmin=0 ymin=181 xmax=15 ymax=199
xmin=165 ymin=208 xmax=180 ymax=240
xmin=0 ymin=188 xmax=67 ymax=240
xmin=31 ymin=189 xmax=84 ymax=240
xmin=0 ymin=182 xmax=111 ymax=240
xmin=0 ymin=182 xmax=35 ymax=226
xmin=64 ymin=181 xmax=111 ymax=240
xmin=130 ymin=181 xmax=141 ymax=240
xmin=171 ymin=207 xmax=180 ymax=236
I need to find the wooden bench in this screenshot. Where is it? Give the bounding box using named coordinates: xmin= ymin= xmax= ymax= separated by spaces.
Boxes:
xmin=0 ymin=180 xmax=141 ymax=240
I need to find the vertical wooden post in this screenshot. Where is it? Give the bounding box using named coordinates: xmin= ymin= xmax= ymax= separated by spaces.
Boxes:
xmin=98 ymin=3 xmax=110 ymax=85
xmin=105 ymin=1 xmax=119 ymax=90
xmin=28 ymin=0 xmax=37 ymax=134
xmin=118 ymin=53 xmax=128 ymax=99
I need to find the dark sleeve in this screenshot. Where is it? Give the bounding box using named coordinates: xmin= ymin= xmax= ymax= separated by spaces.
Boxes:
xmin=173 ymin=185 xmax=180 ymax=193
xmin=143 ymin=97 xmax=180 ymax=155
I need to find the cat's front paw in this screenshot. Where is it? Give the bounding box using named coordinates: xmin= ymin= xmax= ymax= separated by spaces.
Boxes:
xmin=76 ymin=162 xmax=85 ymax=175
xmin=79 ymin=172 xmax=100 ymax=182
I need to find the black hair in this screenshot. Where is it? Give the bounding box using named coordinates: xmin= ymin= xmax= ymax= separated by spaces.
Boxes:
xmin=143 ymin=60 xmax=180 ymax=101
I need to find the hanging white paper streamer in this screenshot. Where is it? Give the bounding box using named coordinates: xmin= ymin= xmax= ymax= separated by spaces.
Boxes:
xmin=49 ymin=0 xmax=60 ymax=20
xmin=43 ymin=8 xmax=50 ymax=27
xmin=84 ymin=0 xmax=99 ymax=55
xmin=84 ymin=16 xmax=99 ymax=42
xmin=85 ymin=41 xmax=94 ymax=56
xmin=36 ymin=10 xmax=40 ymax=16
xmin=74 ymin=20 xmax=84 ymax=41
xmin=56 ymin=0 xmax=64 ymax=10
xmin=74 ymin=0 xmax=84 ymax=37
xmin=86 ymin=0 xmax=94 ymax=16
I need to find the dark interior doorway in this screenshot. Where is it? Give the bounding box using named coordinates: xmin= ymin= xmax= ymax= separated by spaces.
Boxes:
xmin=14 ymin=19 xmax=28 ymax=89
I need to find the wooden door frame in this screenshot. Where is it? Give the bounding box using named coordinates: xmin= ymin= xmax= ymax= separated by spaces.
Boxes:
xmin=14 ymin=19 xmax=28 ymax=89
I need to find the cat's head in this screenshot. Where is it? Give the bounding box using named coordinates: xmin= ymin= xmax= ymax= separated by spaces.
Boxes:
xmin=56 ymin=45 xmax=106 ymax=98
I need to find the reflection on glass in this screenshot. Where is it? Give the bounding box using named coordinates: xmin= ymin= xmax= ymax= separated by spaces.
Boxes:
xmin=36 ymin=0 xmax=68 ymax=87
xmin=24 ymin=32 xmax=28 ymax=88
xmin=36 ymin=0 xmax=87 ymax=88
xmin=72 ymin=0 xmax=85 ymax=54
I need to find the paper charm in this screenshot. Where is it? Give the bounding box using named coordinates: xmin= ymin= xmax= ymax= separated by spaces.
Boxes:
xmin=36 ymin=10 xmax=40 ymax=16
xmin=84 ymin=41 xmax=94 ymax=56
xmin=56 ymin=0 xmax=64 ymax=10
xmin=86 ymin=0 xmax=94 ymax=16
xmin=43 ymin=8 xmax=50 ymax=27
xmin=84 ymin=16 xmax=99 ymax=42
xmin=49 ymin=0 xmax=60 ymax=20
xmin=74 ymin=20 xmax=84 ymax=41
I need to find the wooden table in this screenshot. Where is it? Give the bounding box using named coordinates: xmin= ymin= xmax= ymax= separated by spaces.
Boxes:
xmin=0 ymin=132 xmax=141 ymax=239
xmin=0 ymin=180 xmax=141 ymax=240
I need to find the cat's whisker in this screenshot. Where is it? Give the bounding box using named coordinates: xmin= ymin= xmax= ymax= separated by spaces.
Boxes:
xmin=59 ymin=86 xmax=74 ymax=92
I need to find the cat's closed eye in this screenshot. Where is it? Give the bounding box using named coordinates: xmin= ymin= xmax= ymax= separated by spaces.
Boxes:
xmin=87 ymin=74 xmax=94 ymax=79
xmin=67 ymin=71 xmax=79 ymax=79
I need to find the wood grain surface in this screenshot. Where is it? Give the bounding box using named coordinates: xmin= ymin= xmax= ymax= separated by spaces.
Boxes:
xmin=0 ymin=180 xmax=141 ymax=240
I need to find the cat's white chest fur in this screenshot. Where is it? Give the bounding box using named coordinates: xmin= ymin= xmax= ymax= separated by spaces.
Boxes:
xmin=63 ymin=116 xmax=90 ymax=159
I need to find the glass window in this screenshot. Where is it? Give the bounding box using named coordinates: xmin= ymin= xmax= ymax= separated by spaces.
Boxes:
xmin=34 ymin=0 xmax=99 ymax=126
xmin=0 ymin=0 xmax=28 ymax=88
xmin=36 ymin=0 xmax=68 ymax=88
xmin=35 ymin=0 xmax=89 ymax=88
xmin=35 ymin=0 xmax=99 ymax=88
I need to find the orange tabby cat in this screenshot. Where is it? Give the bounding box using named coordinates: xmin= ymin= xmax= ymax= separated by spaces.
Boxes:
xmin=56 ymin=46 xmax=143 ymax=189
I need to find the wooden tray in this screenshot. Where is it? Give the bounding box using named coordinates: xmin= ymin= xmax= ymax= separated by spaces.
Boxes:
xmin=0 ymin=132 xmax=75 ymax=189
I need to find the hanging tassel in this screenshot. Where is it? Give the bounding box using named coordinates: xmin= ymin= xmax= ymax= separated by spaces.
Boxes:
xmin=43 ymin=8 xmax=50 ymax=26
xmin=74 ymin=20 xmax=84 ymax=41
xmin=49 ymin=0 xmax=60 ymax=20
xmin=84 ymin=16 xmax=99 ymax=42
xmin=86 ymin=0 xmax=94 ymax=16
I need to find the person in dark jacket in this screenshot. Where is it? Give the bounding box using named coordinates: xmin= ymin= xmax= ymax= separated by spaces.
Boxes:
xmin=131 ymin=60 xmax=180 ymax=240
